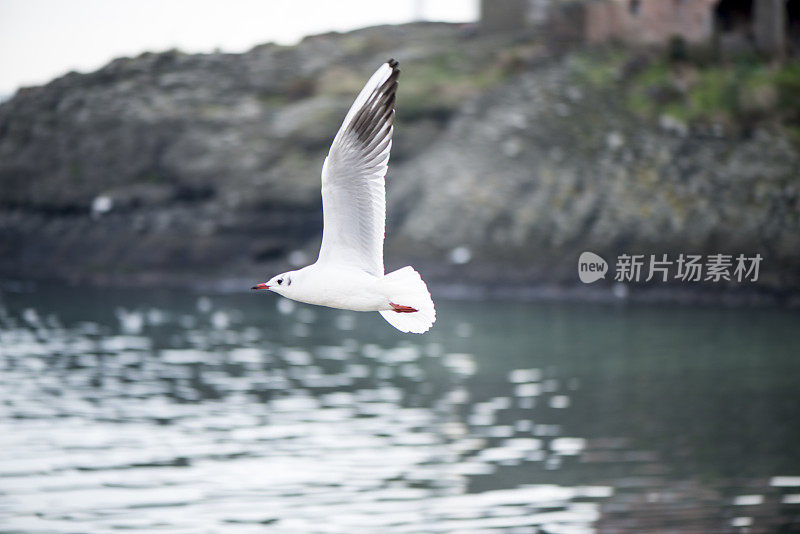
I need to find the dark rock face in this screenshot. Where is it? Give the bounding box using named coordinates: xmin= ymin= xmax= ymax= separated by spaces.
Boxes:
xmin=1 ymin=22 xmax=798 ymax=297
xmin=0 ymin=23 xmax=461 ymax=282
xmin=390 ymin=65 xmax=800 ymax=293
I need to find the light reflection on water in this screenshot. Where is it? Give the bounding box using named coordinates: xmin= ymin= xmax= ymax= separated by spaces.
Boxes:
xmin=0 ymin=285 xmax=799 ymax=533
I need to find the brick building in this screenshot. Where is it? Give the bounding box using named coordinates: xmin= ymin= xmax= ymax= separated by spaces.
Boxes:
xmin=480 ymin=0 xmax=800 ymax=56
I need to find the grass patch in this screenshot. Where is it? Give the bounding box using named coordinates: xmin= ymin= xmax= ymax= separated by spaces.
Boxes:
xmin=570 ymin=45 xmax=800 ymax=133
xmin=398 ymin=49 xmax=514 ymax=121
xmin=774 ymin=62 xmax=800 ymax=120
xmin=569 ymin=48 xmax=630 ymax=88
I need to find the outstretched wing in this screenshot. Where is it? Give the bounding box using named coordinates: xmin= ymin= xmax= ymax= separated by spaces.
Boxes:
xmin=316 ymin=59 xmax=399 ymax=276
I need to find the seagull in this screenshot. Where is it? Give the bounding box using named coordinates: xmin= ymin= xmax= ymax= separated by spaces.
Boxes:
xmin=252 ymin=59 xmax=436 ymax=334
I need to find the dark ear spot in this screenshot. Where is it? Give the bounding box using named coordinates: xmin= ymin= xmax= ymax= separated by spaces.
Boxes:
xmin=286 ymin=277 xmax=292 ymax=286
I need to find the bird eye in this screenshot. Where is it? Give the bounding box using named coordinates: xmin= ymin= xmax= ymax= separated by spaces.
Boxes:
xmin=277 ymin=279 xmax=283 ymax=285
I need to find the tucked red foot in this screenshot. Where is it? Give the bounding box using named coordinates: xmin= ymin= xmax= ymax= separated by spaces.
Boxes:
xmin=390 ymin=302 xmax=418 ymax=313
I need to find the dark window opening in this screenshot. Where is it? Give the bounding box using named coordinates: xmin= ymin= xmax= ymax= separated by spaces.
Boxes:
xmin=714 ymin=0 xmax=754 ymax=33
xmin=788 ymin=0 xmax=800 ymax=53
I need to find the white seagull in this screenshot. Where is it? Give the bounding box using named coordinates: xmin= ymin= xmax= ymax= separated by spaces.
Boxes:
xmin=252 ymin=59 xmax=436 ymax=334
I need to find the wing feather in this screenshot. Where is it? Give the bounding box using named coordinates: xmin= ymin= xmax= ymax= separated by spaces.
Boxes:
xmin=316 ymin=59 xmax=399 ymax=276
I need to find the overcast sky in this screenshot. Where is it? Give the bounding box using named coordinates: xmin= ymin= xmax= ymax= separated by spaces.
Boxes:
xmin=0 ymin=0 xmax=478 ymax=96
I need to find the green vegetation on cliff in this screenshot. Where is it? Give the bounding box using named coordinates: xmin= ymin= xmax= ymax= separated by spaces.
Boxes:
xmin=571 ymin=46 xmax=800 ymax=138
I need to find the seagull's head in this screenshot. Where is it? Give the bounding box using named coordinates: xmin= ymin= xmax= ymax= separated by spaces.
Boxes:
xmin=251 ymin=271 xmax=296 ymax=297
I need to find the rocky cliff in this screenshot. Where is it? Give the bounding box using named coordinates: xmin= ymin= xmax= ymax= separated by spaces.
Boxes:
xmin=1 ymin=23 xmax=798 ymax=300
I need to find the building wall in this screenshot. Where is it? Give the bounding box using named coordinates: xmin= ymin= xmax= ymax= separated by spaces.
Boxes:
xmin=548 ymin=2 xmax=589 ymax=47
xmin=753 ymin=0 xmax=786 ymax=54
xmin=584 ymin=0 xmax=719 ymax=45
xmin=480 ymin=0 xmax=529 ymax=32
xmin=482 ymin=0 xmax=791 ymax=56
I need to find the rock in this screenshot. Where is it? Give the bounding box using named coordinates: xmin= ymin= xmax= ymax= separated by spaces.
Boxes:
xmin=388 ymin=59 xmax=800 ymax=292
xmin=0 ymin=22 xmax=798 ymax=298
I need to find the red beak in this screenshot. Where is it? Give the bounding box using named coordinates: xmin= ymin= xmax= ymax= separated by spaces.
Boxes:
xmin=251 ymin=283 xmax=270 ymax=290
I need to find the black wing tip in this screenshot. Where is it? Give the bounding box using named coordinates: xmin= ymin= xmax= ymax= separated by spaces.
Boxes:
xmin=349 ymin=62 xmax=399 ymax=147
xmin=346 ymin=59 xmax=400 ymax=147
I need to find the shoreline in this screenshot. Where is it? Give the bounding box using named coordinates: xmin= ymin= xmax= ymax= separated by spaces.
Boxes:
xmin=3 ymin=274 xmax=797 ymax=309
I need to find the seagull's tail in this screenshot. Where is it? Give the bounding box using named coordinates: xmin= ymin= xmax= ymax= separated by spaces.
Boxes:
xmin=379 ymin=266 xmax=436 ymax=334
